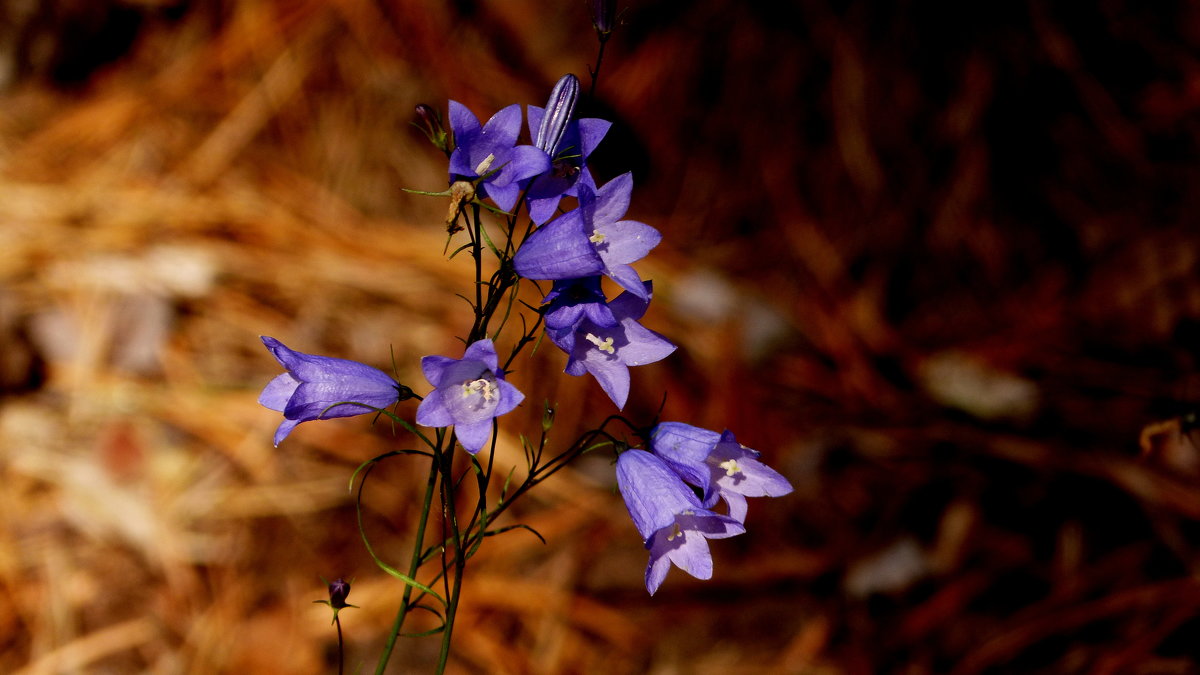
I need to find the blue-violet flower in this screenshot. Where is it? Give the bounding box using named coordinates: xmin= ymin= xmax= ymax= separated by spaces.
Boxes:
xmin=448 ymin=101 xmax=549 ymax=212
xmin=549 ymin=281 xmax=675 ymax=410
xmin=616 ymin=449 xmax=745 ymax=595
xmin=543 ymin=276 xmax=617 ymax=336
xmin=514 ymin=172 xmax=659 ymax=299
xmin=651 ymin=423 xmax=794 ymax=523
xmin=415 ymin=339 xmax=524 ymax=454
xmin=258 ymin=336 xmax=405 ymax=447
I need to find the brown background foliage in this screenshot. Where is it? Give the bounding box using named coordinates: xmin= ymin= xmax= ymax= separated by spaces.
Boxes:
xmin=0 ymin=0 xmax=1197 ymax=672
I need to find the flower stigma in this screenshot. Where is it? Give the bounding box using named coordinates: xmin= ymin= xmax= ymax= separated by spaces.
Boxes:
xmin=589 ymin=230 xmax=606 ymax=244
xmin=666 ymin=523 xmax=683 ymax=542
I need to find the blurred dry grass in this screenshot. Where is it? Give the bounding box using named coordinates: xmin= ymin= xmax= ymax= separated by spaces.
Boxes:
xmin=0 ymin=0 xmax=1198 ymax=673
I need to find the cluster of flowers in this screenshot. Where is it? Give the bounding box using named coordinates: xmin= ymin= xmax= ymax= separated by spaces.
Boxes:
xmin=256 ymin=75 xmax=792 ymax=593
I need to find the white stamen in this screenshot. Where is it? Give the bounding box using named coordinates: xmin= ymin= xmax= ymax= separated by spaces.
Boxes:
xmin=666 ymin=523 xmax=683 ymax=542
xmin=585 ymin=333 xmax=615 ymax=354
xmin=461 ymin=378 xmax=497 ymax=402
xmin=589 ymin=230 xmax=606 ymax=244
xmin=474 ymin=153 xmax=496 ymax=175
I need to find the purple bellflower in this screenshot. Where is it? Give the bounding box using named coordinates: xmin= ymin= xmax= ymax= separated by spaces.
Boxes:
xmin=616 ymin=449 xmax=745 ymax=595
xmin=549 ymin=281 xmax=675 ymax=410
xmin=651 ymin=423 xmax=794 ymax=523
xmin=543 ymin=276 xmax=617 ymax=337
xmin=258 ymin=336 xmax=406 ymax=447
xmin=524 ymin=75 xmax=611 ymax=224
xmin=513 ymin=172 xmax=659 ymax=299
xmin=448 ymin=101 xmax=549 ymax=212
xmin=415 ymin=339 xmax=524 ymax=454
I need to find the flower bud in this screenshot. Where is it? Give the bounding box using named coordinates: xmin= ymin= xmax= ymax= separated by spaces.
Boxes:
xmin=327 ymin=578 xmax=352 ymax=609
xmin=590 ymin=0 xmax=616 ymax=36
xmin=414 ymin=103 xmax=450 ymax=154
xmin=534 ymin=74 xmax=579 ymax=157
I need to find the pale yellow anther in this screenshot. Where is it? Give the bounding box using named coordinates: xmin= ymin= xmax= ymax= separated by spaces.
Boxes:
xmin=719 ymin=458 xmax=742 ymax=477
xmin=474 ymin=153 xmax=496 ymax=175
xmin=585 ymin=333 xmax=615 ymax=354
xmin=589 ymin=230 xmax=606 ymax=244
xmin=666 ymin=523 xmax=683 ymax=542
xmin=461 ymin=378 xmax=497 ymax=402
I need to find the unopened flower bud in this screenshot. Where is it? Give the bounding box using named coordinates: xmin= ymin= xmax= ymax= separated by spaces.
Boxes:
xmin=535 ymin=74 xmax=579 ymax=157
xmin=414 ymin=103 xmax=450 ymax=154
xmin=590 ymin=0 xmax=616 ymax=36
xmin=328 ymin=578 xmax=352 ymax=609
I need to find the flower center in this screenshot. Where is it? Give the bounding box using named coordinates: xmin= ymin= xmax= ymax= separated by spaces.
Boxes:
xmin=461 ymin=377 xmax=497 ymax=402
xmin=589 ymin=230 xmax=606 ymax=244
xmin=718 ymin=458 xmax=742 ymax=477
xmin=474 ymin=153 xmax=496 ymax=175
xmin=585 ymin=333 xmax=615 ymax=354
xmin=666 ymin=523 xmax=683 ymax=542
xmin=552 ymin=159 xmax=580 ymax=179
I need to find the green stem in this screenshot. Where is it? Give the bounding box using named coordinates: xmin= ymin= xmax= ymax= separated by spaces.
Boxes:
xmin=374 ymin=438 xmax=443 ymax=674
xmin=434 ymin=435 xmax=467 ymax=674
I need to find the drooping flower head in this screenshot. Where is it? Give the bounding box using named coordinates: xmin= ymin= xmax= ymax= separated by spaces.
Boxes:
xmin=448 ymin=102 xmax=549 ymax=212
xmin=542 ymin=276 xmax=617 ymax=337
xmin=514 ymin=172 xmax=659 ymax=299
xmin=524 ymin=76 xmax=611 ymax=224
xmin=616 ymin=449 xmax=745 ymax=595
xmin=650 ymin=423 xmax=794 ymax=523
xmin=258 ymin=336 xmax=407 ymax=447
xmin=415 ymin=339 xmax=524 ymax=454
xmin=549 ymin=282 xmax=675 ymax=410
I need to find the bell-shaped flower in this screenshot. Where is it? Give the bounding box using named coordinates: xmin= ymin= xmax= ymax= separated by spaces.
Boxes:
xmin=448 ymin=101 xmax=549 ymax=212
xmin=616 ymin=449 xmax=745 ymax=595
xmin=258 ymin=336 xmax=406 ymax=447
xmin=542 ymin=276 xmax=617 ymax=339
xmin=513 ymin=173 xmax=659 ymax=299
xmin=650 ymin=422 xmax=794 ymax=522
xmin=549 ymin=281 xmax=675 ymax=409
xmin=415 ymin=339 xmax=524 ymax=454
xmin=524 ymin=76 xmax=611 ymax=224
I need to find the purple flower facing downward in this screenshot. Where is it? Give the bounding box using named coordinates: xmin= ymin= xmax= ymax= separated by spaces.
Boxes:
xmin=514 ymin=172 xmax=659 ymax=299
xmin=550 ymin=282 xmax=675 ymax=410
xmin=651 ymin=423 xmax=794 ymax=523
xmin=616 ymin=449 xmax=745 ymax=595
xmin=448 ymin=101 xmax=550 ymax=212
xmin=258 ymin=337 xmax=404 ymax=447
xmin=542 ymin=276 xmax=616 ymax=336
xmin=524 ymin=77 xmax=611 ymax=224
xmin=415 ymin=339 xmax=524 ymax=454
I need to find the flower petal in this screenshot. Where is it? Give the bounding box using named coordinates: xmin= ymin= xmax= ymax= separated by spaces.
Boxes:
xmin=420 ymin=355 xmax=459 ymax=387
xmin=581 ymin=353 xmax=630 ymax=409
xmin=615 ymin=450 xmax=700 ymax=539
xmin=514 ymin=211 xmax=604 ymax=280
xmin=284 ymin=381 xmax=399 ymax=421
xmin=259 ymin=372 xmax=299 ymax=412
xmin=462 ymin=339 xmax=499 ymax=373
xmin=273 ymin=418 xmax=301 ymax=447
xmin=591 ymin=172 xmax=633 ymax=225
xmin=415 ymin=390 xmax=455 ymax=427
xmin=598 ymin=220 xmax=661 ymax=267
xmin=455 ymin=419 xmax=493 ymax=454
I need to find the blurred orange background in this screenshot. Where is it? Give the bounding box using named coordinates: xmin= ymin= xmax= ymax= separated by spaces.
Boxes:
xmin=1 ymin=0 xmax=1198 ymax=672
